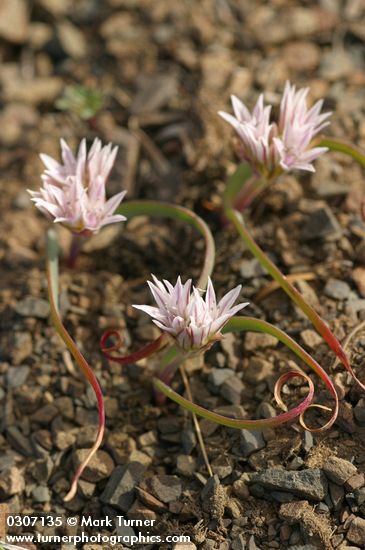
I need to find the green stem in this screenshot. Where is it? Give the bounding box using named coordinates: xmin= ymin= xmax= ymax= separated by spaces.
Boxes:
xmin=225 ymin=207 xmax=365 ymax=394
xmin=226 ymin=208 xmax=346 ymax=356
xmin=233 ymin=177 xmax=270 ymax=212
xmin=66 ymin=233 xmax=85 ymax=269
xmin=223 ymin=163 xmax=253 ymax=208
xmin=318 ymin=137 xmax=365 ymax=168
xmin=154 ymin=316 xmax=339 ymax=430
xmin=117 ymin=200 xmax=215 ymax=290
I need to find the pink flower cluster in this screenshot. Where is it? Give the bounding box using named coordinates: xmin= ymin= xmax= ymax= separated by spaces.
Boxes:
xmin=134 ymin=275 xmax=248 ymax=352
xmin=219 ymin=81 xmax=331 ymax=176
xmin=29 ymin=138 xmax=127 ymax=235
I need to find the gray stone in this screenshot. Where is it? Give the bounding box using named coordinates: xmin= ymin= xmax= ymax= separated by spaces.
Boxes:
xmin=13 ymin=190 xmax=32 ymax=209
xmin=220 ymin=376 xmax=244 ymax=405
xmin=240 ymin=429 xmax=266 ymax=457
xmin=288 ymin=457 xmax=304 ymax=470
xmin=345 ymin=473 xmax=365 ymax=492
xmin=301 ymin=205 xmax=341 ymax=241
xmin=322 ymin=456 xmax=357 ymax=485
xmin=231 ymin=534 xmax=246 ymax=550
xmin=302 ymin=431 xmax=314 ymax=453
xmin=347 ymin=516 xmax=365 ymax=546
xmin=73 ymin=449 xmax=114 ymax=482
xmin=100 ymin=462 xmax=146 ymax=512
xmin=317 ymin=501 xmax=329 ymax=512
xmin=176 ymin=455 xmax=196 ymax=476
xmin=54 ymin=431 xmax=76 ymax=450
xmin=78 ymin=480 xmax=95 ymax=499
xmin=355 ymin=487 xmax=365 ymax=505
xmin=248 ymin=536 xmax=259 ymax=550
xmin=0 ymin=466 xmax=25 ymax=496
xmin=300 ymin=329 xmax=323 ymax=350
xmin=249 ymin=483 xmax=265 ymax=498
xmin=148 ymin=475 xmax=182 ymax=503
xmin=324 ymin=278 xmax=351 ymax=300
xmin=57 ymin=20 xmax=87 ymax=58
xmin=38 ymin=0 xmax=71 ymax=16
xmin=257 ymin=402 xmax=277 ymax=419
xmin=15 ymin=296 xmax=50 ymax=319
xmin=3 ymin=76 xmax=62 ymax=105
xmin=208 ymin=368 xmax=235 ymax=389
xmin=220 ymin=333 xmax=239 ymax=369
xmin=245 ymin=357 xmax=274 ymax=384
xmin=129 ymin=449 xmax=152 ymax=467
xmin=329 ymin=482 xmax=344 ymax=511
xmin=320 ymin=49 xmax=357 ymax=80
xmin=245 ymin=332 xmax=277 ymax=351
xmin=211 ymin=455 xmax=233 ymax=479
xmin=11 ymin=332 xmax=33 ymax=364
xmin=354 ymin=398 xmax=365 ymax=425
xmin=137 ymin=430 xmax=157 ymax=447
xmin=249 ymin=468 xmax=327 ymax=501
xmin=131 ymin=73 xmax=178 ymax=115
xmin=32 ymin=457 xmax=54 ymax=483
xmin=31 ymin=485 xmax=50 ymax=503
xmin=239 ymin=258 xmax=266 ymax=279
xmin=346 ymin=299 xmax=365 ymax=316
xmin=6 ymin=426 xmax=33 ymax=456
xmin=6 ymin=366 xmax=30 ymax=388
xmin=0 ymin=0 xmax=29 ymax=44
xmin=201 ymin=475 xmax=220 ymax=501
xmin=271 ymin=491 xmax=295 ymax=503
xmin=181 ymin=424 xmax=196 ymax=454
xmin=116 ymin=518 xmax=135 ymax=539
xmin=233 ymin=479 xmax=249 ymax=500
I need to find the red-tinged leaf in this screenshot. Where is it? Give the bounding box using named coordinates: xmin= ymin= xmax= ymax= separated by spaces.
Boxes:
xmin=47 ymin=230 xmax=105 ymax=501
xmin=153 ymin=315 xmax=339 ymax=431
xmin=100 ymin=329 xmax=168 ymax=364
xmin=226 ymin=206 xmax=365 ymax=396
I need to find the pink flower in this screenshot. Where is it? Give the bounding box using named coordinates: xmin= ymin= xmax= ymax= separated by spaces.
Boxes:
xmin=29 ymin=138 xmax=126 ymax=235
xmin=133 ymin=276 xmax=249 ymax=352
xmin=219 ymin=81 xmax=331 ymax=176
xmin=219 ymin=94 xmax=278 ymax=175
xmin=274 ymin=81 xmax=331 ymax=172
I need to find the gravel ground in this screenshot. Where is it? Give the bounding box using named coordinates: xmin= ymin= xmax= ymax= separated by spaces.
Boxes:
xmin=2 ymin=1 xmax=365 ymax=549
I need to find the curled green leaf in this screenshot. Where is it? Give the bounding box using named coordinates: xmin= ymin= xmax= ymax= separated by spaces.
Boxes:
xmin=153 ymin=315 xmax=338 ymax=431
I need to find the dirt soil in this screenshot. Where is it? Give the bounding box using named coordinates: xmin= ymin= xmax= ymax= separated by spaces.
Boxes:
xmin=2 ymin=1 xmax=365 ymax=549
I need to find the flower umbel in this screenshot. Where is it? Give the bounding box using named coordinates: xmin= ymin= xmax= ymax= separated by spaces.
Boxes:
xmin=219 ymin=80 xmax=331 ymax=177
xmin=29 ymin=138 xmax=127 ymax=235
xmin=133 ymin=276 xmax=249 ymax=352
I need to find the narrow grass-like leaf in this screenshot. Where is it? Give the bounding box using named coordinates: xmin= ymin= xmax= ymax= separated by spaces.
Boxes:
xmin=226 ymin=207 xmax=365 ymax=393
xmin=100 ymin=330 xmax=168 ymax=363
xmin=46 ymin=229 xmax=105 ymax=501
xmin=117 ymin=200 xmax=215 ymax=290
xmin=317 ymin=137 xmax=365 ymax=168
xmin=153 ymin=315 xmax=338 ymax=430
xmin=226 ymin=316 xmax=339 ymax=430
